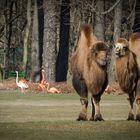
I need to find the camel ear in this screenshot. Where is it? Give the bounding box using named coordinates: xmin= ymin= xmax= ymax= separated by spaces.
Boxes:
xmin=90 ymin=45 xmax=96 ymax=54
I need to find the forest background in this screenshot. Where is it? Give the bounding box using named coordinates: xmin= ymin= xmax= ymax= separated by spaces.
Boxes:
xmin=0 ymin=0 xmax=139 ymax=83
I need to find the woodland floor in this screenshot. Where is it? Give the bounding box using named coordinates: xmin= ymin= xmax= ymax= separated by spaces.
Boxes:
xmin=0 ymin=78 xmax=123 ymax=95
xmin=0 ymin=80 xmax=139 ymax=140
xmin=0 ymin=92 xmax=140 ymax=140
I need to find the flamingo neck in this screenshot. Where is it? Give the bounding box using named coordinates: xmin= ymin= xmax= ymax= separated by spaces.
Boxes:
xmin=46 ymin=83 xmax=50 ymax=91
xmin=42 ymin=70 xmax=45 ymax=81
xmin=16 ymin=72 xmax=19 ymax=84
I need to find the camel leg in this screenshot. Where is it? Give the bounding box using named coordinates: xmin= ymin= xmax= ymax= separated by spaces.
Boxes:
xmin=77 ymin=97 xmax=88 ymax=121
xmin=89 ymin=97 xmax=95 ymax=121
xmin=136 ymin=97 xmax=140 ymax=121
xmin=72 ymin=75 xmax=88 ymax=121
xmin=127 ymin=93 xmax=135 ymax=121
xmin=135 ymin=79 xmax=140 ymax=121
xmin=91 ymin=95 xmax=104 ymax=121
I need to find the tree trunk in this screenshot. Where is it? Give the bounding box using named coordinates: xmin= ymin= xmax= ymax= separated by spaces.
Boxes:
xmin=4 ymin=0 xmax=14 ymax=78
xmin=23 ymin=0 xmax=31 ymax=72
xmin=56 ymin=0 xmax=70 ymax=82
xmin=43 ymin=0 xmax=59 ymax=82
xmin=31 ymin=0 xmax=40 ymax=82
xmin=113 ymin=0 xmax=122 ymax=41
xmin=133 ymin=0 xmax=140 ymax=32
xmin=37 ymin=0 xmax=44 ymax=68
xmin=94 ymin=0 xmax=105 ymax=41
xmin=109 ymin=0 xmax=122 ymax=82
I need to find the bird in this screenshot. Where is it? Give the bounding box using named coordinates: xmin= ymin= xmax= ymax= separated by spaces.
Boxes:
xmin=15 ymin=71 xmax=28 ymax=93
xmin=40 ymin=69 xmax=47 ymax=85
xmin=46 ymin=82 xmax=61 ymax=94
xmin=37 ymin=69 xmax=47 ymax=91
xmin=104 ymin=85 xmax=116 ymax=94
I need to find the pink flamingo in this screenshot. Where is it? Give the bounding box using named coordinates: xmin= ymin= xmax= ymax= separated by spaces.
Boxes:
xmin=15 ymin=71 xmax=28 ymax=93
xmin=46 ymin=82 xmax=61 ymax=94
xmin=37 ymin=69 xmax=47 ymax=91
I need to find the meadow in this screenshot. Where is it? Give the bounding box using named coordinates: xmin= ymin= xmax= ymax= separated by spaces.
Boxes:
xmin=0 ymin=90 xmax=140 ymax=140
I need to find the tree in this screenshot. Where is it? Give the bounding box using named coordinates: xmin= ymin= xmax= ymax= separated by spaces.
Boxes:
xmin=56 ymin=0 xmax=70 ymax=82
xmin=31 ymin=0 xmax=40 ymax=82
xmin=113 ymin=0 xmax=122 ymax=41
xmin=37 ymin=0 xmax=44 ymax=68
xmin=94 ymin=0 xmax=105 ymax=41
xmin=43 ymin=0 xmax=60 ymax=82
xmin=23 ymin=0 xmax=31 ymax=72
xmin=133 ymin=0 xmax=140 ymax=32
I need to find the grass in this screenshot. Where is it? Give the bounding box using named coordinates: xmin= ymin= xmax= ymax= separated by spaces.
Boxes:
xmin=0 ymin=90 xmax=140 ymax=140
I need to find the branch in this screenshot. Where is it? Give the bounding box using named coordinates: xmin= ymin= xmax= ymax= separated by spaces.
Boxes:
xmin=86 ymin=0 xmax=121 ymax=15
xmin=127 ymin=0 xmax=136 ymax=21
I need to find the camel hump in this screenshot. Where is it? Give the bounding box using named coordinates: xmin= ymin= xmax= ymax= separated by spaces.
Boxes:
xmin=79 ymin=24 xmax=97 ymax=47
xmin=130 ymin=32 xmax=140 ymax=42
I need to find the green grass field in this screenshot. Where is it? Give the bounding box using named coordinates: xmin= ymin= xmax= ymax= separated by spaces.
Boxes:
xmin=0 ymin=90 xmax=140 ymax=140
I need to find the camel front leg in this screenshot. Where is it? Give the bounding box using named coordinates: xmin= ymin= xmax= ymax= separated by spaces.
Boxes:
xmin=89 ymin=97 xmax=95 ymax=121
xmin=77 ymin=97 xmax=88 ymax=121
xmin=135 ymin=79 xmax=140 ymax=121
xmin=91 ymin=96 xmax=104 ymax=121
xmin=127 ymin=94 xmax=135 ymax=121
xmin=136 ymin=97 xmax=140 ymax=121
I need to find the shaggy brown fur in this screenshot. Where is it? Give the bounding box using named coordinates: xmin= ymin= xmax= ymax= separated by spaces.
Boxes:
xmin=70 ymin=24 xmax=108 ymax=121
xmin=129 ymin=32 xmax=140 ymax=76
xmin=115 ymin=38 xmax=138 ymax=120
xmin=129 ymin=32 xmax=140 ymax=121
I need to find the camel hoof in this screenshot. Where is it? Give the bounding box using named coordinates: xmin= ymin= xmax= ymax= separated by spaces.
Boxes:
xmin=136 ymin=114 xmax=140 ymax=121
xmin=127 ymin=113 xmax=134 ymax=121
xmin=94 ymin=114 xmax=104 ymax=121
xmin=89 ymin=117 xmax=94 ymax=121
xmin=77 ymin=113 xmax=87 ymax=121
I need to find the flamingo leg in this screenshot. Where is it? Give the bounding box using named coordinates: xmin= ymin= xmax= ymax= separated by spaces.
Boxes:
xmin=20 ymin=88 xmax=24 ymax=93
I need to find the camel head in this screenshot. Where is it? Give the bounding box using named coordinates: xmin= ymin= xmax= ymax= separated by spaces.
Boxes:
xmin=115 ymin=38 xmax=129 ymax=57
xmin=90 ymin=41 xmax=108 ymax=66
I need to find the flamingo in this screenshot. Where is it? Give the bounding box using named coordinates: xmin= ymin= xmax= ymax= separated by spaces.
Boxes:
xmin=46 ymin=82 xmax=61 ymax=94
xmin=37 ymin=69 xmax=47 ymax=91
xmin=104 ymin=84 xmax=116 ymax=94
xmin=15 ymin=71 xmax=28 ymax=93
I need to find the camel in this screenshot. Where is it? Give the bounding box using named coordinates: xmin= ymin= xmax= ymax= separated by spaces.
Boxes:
xmin=129 ymin=32 xmax=140 ymax=121
xmin=70 ymin=24 xmax=108 ymax=121
xmin=115 ymin=38 xmax=138 ymax=120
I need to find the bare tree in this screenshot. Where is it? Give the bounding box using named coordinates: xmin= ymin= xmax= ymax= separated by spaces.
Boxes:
xmin=133 ymin=0 xmax=140 ymax=32
xmin=43 ymin=0 xmax=60 ymax=82
xmin=94 ymin=0 xmax=105 ymax=41
xmin=113 ymin=0 xmax=122 ymax=41
xmin=31 ymin=0 xmax=40 ymax=82
xmin=56 ymin=0 xmax=70 ymax=82
xmin=23 ymin=0 xmax=31 ymax=72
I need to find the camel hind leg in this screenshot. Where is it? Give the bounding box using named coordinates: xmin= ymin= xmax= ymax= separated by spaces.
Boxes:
xmin=72 ymin=75 xmax=88 ymax=121
xmin=89 ymin=97 xmax=95 ymax=121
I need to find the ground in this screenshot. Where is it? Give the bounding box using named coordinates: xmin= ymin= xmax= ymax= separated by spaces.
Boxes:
xmin=0 ymin=90 xmax=140 ymax=140
xmin=0 ymin=79 xmax=74 ymax=93
xmin=0 ymin=80 xmax=139 ymax=140
xmin=0 ymin=79 xmax=122 ymax=94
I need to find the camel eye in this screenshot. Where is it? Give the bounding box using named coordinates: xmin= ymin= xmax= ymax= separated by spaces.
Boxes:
xmin=91 ymin=48 xmax=95 ymax=53
xmin=123 ymin=46 xmax=128 ymax=51
xmin=95 ymin=51 xmax=98 ymax=56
